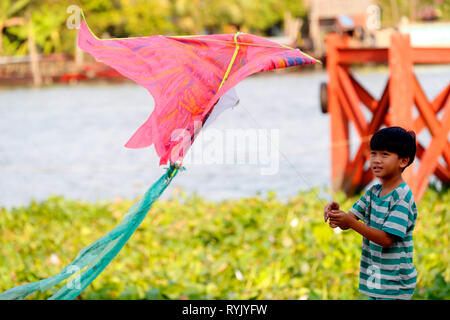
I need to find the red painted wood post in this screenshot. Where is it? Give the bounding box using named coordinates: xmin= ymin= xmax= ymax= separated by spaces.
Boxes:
xmin=324 ymin=32 xmax=449 ymax=201
xmin=326 ymin=34 xmax=349 ymax=193
xmin=388 ymin=32 xmax=416 ymax=194
xmin=415 ymin=97 xmax=450 ymax=199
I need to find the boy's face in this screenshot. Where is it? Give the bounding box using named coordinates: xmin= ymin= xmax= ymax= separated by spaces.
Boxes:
xmin=370 ymin=150 xmax=409 ymax=179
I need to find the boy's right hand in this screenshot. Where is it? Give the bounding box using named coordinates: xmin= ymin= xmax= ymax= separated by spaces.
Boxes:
xmin=324 ymin=201 xmax=339 ymax=223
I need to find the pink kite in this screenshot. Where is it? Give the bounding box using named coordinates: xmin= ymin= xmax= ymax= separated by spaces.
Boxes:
xmin=77 ymin=18 xmax=318 ymax=165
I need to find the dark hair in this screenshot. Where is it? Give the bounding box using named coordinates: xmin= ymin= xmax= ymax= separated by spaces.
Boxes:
xmin=370 ymin=127 xmax=416 ymax=171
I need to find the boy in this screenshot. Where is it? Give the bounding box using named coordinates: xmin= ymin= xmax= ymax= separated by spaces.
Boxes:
xmin=324 ymin=127 xmax=418 ymax=300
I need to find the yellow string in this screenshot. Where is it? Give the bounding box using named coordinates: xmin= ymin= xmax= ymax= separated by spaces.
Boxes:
xmin=218 ymin=32 xmax=241 ymax=90
xmin=185 ymin=32 xmax=241 ymax=156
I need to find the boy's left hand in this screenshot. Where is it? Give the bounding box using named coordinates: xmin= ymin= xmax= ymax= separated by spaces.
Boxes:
xmin=328 ymin=210 xmax=355 ymax=230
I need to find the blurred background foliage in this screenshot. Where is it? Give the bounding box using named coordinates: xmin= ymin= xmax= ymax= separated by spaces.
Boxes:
xmin=1 ymin=0 xmax=450 ymax=56
xmin=378 ymin=0 xmax=450 ymax=27
xmin=0 ymin=187 xmax=448 ymax=300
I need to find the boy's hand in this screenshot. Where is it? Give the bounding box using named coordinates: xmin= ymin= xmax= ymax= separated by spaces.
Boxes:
xmin=324 ymin=201 xmax=339 ymax=228
xmin=324 ymin=201 xmax=339 ymax=222
xmin=328 ymin=210 xmax=355 ymax=230
xmin=324 ymin=201 xmax=339 ymax=223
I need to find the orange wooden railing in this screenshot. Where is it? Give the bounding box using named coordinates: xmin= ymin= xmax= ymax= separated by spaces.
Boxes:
xmin=324 ymin=32 xmax=450 ymax=201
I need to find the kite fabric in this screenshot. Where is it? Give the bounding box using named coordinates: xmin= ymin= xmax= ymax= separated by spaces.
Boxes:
xmin=0 ymin=163 xmax=182 ymax=300
xmin=202 ymin=87 xmax=240 ymax=129
xmin=0 ymin=12 xmax=318 ymax=300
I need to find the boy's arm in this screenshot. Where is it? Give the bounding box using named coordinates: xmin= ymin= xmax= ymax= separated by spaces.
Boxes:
xmin=335 ymin=212 xmax=358 ymax=230
xmin=348 ymin=218 xmax=397 ymax=248
xmin=328 ymin=211 xmax=396 ymax=247
xmin=348 ymin=212 xmax=358 ymax=221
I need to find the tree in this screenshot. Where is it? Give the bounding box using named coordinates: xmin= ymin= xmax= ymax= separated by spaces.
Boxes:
xmin=0 ymin=0 xmax=29 ymax=55
xmin=120 ymin=0 xmax=175 ymax=36
xmin=1 ymin=0 xmax=311 ymax=56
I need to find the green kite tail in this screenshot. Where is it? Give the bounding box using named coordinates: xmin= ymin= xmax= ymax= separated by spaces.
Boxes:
xmin=0 ymin=162 xmax=183 ymax=300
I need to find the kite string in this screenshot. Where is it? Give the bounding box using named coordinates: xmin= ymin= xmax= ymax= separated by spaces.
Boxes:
xmin=167 ymin=36 xmax=320 ymax=64
xmin=168 ymin=36 xmax=294 ymax=50
xmin=213 ymin=33 xmax=315 ymax=190
xmin=183 ymin=31 xmax=242 ymax=162
xmin=219 ymin=32 xmax=241 ymax=89
xmin=189 ymin=31 xmax=316 ymax=190
xmin=173 ymin=32 xmax=241 ymax=165
xmin=237 ymin=103 xmax=314 ymax=190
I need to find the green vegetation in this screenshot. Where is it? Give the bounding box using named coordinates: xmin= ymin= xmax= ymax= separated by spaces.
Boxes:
xmin=0 ymin=187 xmax=448 ymax=300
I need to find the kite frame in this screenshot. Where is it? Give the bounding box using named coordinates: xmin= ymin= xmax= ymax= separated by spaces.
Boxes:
xmin=78 ymin=9 xmax=320 ymax=64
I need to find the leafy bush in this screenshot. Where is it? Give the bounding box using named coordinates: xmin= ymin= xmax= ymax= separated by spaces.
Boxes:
xmin=0 ymin=187 xmax=448 ymax=300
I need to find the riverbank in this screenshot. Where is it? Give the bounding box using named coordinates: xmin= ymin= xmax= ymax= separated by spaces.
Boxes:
xmin=0 ymin=57 xmax=322 ymax=89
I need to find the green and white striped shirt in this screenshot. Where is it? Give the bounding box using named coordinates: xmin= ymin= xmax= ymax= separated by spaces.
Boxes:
xmin=349 ymin=182 xmax=418 ymax=300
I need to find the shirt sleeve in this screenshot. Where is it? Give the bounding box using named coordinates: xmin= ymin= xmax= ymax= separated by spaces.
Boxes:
xmin=348 ymin=189 xmax=371 ymax=221
xmin=382 ymin=190 xmax=414 ymax=239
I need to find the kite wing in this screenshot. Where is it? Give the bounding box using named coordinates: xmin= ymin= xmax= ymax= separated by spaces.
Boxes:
xmin=77 ymin=18 xmax=318 ymax=165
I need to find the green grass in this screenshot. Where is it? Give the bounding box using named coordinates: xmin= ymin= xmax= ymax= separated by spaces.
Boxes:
xmin=0 ymin=187 xmax=448 ymax=300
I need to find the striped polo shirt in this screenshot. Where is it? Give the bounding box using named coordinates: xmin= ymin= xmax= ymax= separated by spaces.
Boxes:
xmin=349 ymin=182 xmax=418 ymax=300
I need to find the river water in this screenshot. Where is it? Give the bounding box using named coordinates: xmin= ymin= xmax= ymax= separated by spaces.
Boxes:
xmin=1 ymin=66 xmax=449 ymax=209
